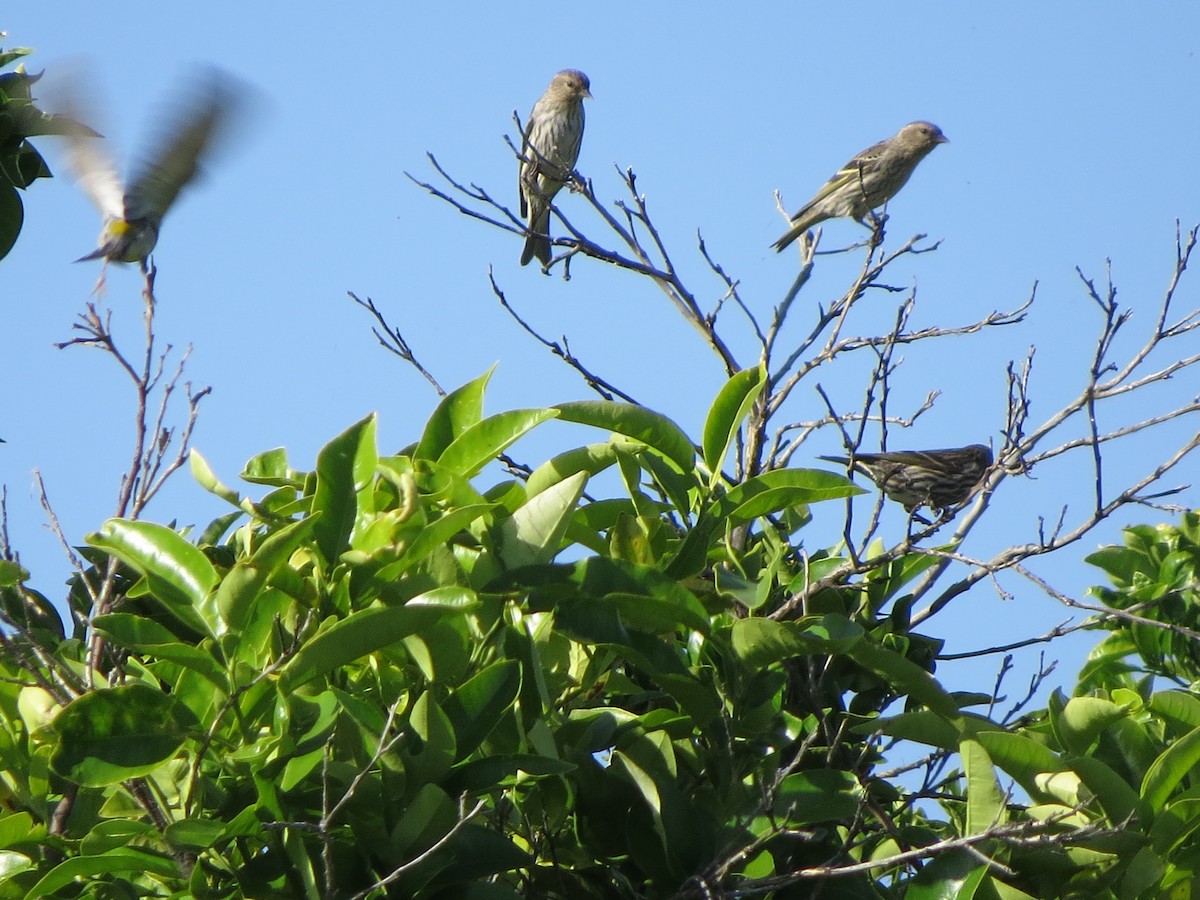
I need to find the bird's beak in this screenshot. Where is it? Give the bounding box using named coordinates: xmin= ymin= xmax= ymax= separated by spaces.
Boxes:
xmin=936 ymin=133 xmax=949 ymax=144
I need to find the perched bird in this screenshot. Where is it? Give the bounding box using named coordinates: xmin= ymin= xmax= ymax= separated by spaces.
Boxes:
xmin=821 ymin=444 xmax=992 ymax=515
xmin=518 ymin=69 xmax=590 ymax=267
xmin=60 ymin=70 xmax=239 ymax=281
xmin=773 ymin=121 xmax=948 ymax=252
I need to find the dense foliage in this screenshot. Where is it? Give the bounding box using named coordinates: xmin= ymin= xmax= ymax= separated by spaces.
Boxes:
xmin=0 ymin=367 xmax=1198 ymax=898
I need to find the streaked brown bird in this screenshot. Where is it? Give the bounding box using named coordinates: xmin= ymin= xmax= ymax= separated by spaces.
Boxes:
xmin=773 ymin=121 xmax=948 ymax=253
xmin=519 ymin=69 xmax=590 ymax=267
xmin=820 ymin=444 xmax=992 ymax=515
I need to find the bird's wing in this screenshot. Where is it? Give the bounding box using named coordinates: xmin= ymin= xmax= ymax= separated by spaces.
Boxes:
xmin=53 ymin=79 xmax=125 ymax=220
xmin=125 ymin=76 xmax=234 ymax=223
xmin=64 ymin=130 xmax=125 ymax=219
xmin=790 ymin=137 xmax=891 ymax=220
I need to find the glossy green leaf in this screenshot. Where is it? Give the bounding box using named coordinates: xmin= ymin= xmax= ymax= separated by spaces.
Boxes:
xmin=1069 ymin=754 xmax=1142 ymax=824
xmin=526 ymin=441 xmax=625 ymax=497
xmin=49 ymin=683 xmax=198 ymax=786
xmin=87 ymin=519 xmax=217 ymax=636
xmin=0 ymin=849 xmax=31 ymax=882
xmin=721 ymin=468 xmax=862 ymax=519
xmin=214 ymin=514 xmax=320 ymax=629
xmin=1149 ymin=690 xmax=1200 ymax=732
xmin=1056 ymin=696 xmax=1126 ymax=755
xmin=92 ymin=614 xmax=226 ymax=689
xmin=975 ymin=731 xmax=1064 ymax=799
xmin=403 ymin=693 xmax=457 ymax=787
xmin=438 ymin=408 xmax=559 ymax=477
xmin=1143 ymin=724 xmax=1200 ymax=812
xmin=280 ymin=588 xmax=477 ymax=690
xmin=905 ymin=853 xmax=990 ymax=899
xmin=773 ymin=770 xmax=860 ymax=824
xmin=702 ymin=365 xmax=765 ymax=475
xmin=382 ymin=503 xmax=494 ymax=577
xmin=963 ymin=738 xmax=1005 ymax=834
xmin=730 ymin=616 xmax=863 ymax=667
xmin=443 ymin=660 xmax=521 ymax=760
xmin=496 ymin=470 xmax=587 ymax=568
xmin=312 ymin=414 xmax=378 ymax=562
xmin=415 ymin=367 xmax=494 ymax=461
xmin=846 ymin=640 xmax=960 ymax=719
xmin=554 ymin=401 xmax=695 ymax=472
xmin=164 ymin=818 xmax=224 ymax=851
xmin=240 ymin=447 xmax=297 ymax=486
xmin=25 ymin=848 xmax=180 ymax=896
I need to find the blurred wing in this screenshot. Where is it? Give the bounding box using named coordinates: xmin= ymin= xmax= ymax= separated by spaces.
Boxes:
xmin=125 ymin=75 xmax=237 ymax=223
xmin=64 ymin=128 xmax=125 ymax=218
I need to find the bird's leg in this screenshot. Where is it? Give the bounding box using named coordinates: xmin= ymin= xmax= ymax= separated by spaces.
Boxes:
xmin=90 ymin=261 xmax=109 ymax=297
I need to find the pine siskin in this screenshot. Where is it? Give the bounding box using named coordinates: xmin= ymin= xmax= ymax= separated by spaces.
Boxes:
xmin=820 ymin=444 xmax=992 ymax=514
xmin=518 ymin=69 xmax=590 ymax=267
xmin=61 ymin=70 xmax=240 ymax=274
xmin=773 ymin=121 xmax=948 ymax=252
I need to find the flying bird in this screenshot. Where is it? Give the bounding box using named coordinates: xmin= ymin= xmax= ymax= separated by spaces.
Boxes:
xmin=60 ymin=69 xmax=241 ymax=285
xmin=773 ymin=121 xmax=947 ymax=252
xmin=820 ymin=444 xmax=992 ymax=515
xmin=518 ymin=69 xmax=590 ymax=267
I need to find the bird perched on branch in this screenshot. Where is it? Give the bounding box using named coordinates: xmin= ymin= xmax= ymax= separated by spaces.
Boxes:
xmin=773 ymin=121 xmax=948 ymax=253
xmin=820 ymin=444 xmax=992 ymax=516
xmin=59 ymin=69 xmax=241 ymax=284
xmin=519 ymin=69 xmax=590 ymax=267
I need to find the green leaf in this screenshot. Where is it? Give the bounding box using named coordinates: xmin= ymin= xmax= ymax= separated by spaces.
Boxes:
xmin=87 ymin=519 xmax=217 ymax=637
xmin=214 ymin=514 xmax=320 ymax=629
xmin=240 ymin=447 xmax=298 ymax=486
xmin=702 ymin=365 xmax=765 ymax=475
xmin=1055 ymin=696 xmax=1126 ymax=755
xmin=720 ymin=468 xmax=862 ymax=519
xmin=526 ymin=441 xmax=625 ymax=497
xmin=438 ymin=408 xmax=559 ymax=478
xmin=443 ymin=660 xmax=521 ymax=760
xmin=0 ymin=849 xmax=32 ymax=883
xmin=1149 ymin=690 xmax=1200 ymax=733
xmin=280 ymin=588 xmax=477 ymax=690
xmin=554 ymin=401 xmax=695 ymax=472
xmin=380 ymin=503 xmax=494 ymax=578
xmin=49 ymin=684 xmax=199 ymax=786
xmin=312 ymin=414 xmax=378 ymax=562
xmin=730 ymin=616 xmax=863 ymax=667
xmin=444 ymin=754 xmax=575 ymax=794
xmin=416 ymin=367 xmax=494 ymax=461
xmin=1143 ymin=724 xmax=1200 ymax=812
xmin=0 ymin=182 xmax=21 ymax=261
xmin=975 ymin=731 xmax=1064 ymax=799
xmin=963 ymin=738 xmax=1005 ymax=834
xmin=846 ymin=640 xmax=961 ymax=719
xmin=164 ymin=818 xmax=224 ymax=851
xmin=905 ymin=853 xmax=990 ymax=899
xmin=773 ymin=770 xmax=861 ymax=824
xmin=667 ymin=469 xmax=861 ymax=578
xmin=25 ymin=848 xmax=180 ymax=897
xmin=496 ymin=471 xmax=587 ymax=568
xmin=1068 ymin=754 xmax=1142 ymax=824
xmin=92 ymin=614 xmax=226 ymax=689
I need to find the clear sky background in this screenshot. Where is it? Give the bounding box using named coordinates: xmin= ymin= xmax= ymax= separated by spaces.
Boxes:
xmin=4 ymin=4 xmax=1200 ymax=705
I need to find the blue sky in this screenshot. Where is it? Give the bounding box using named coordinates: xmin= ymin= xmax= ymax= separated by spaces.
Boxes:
xmin=4 ymin=4 xmax=1200 ymax=701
